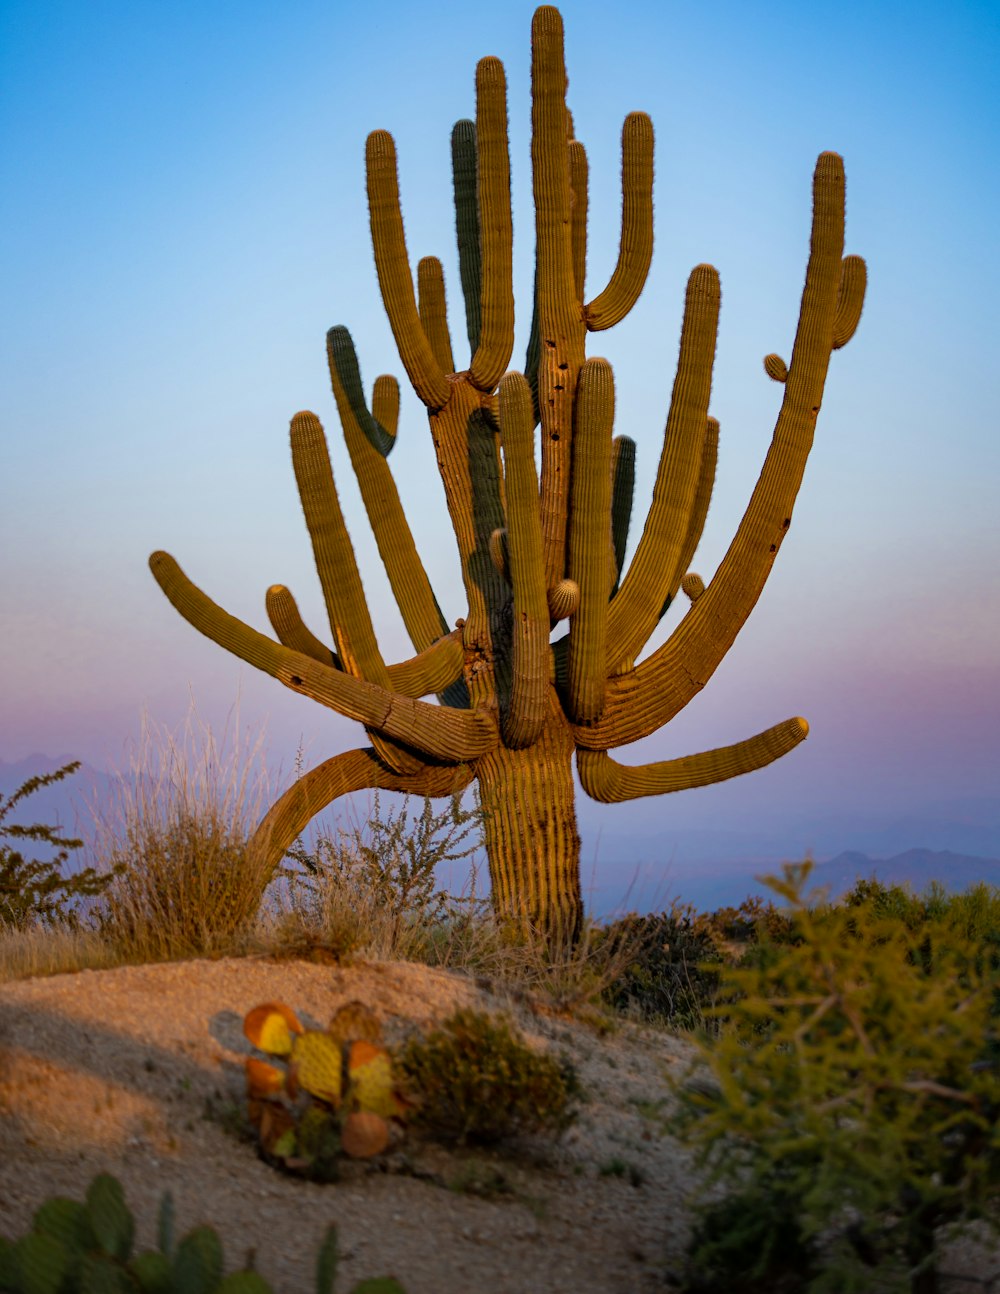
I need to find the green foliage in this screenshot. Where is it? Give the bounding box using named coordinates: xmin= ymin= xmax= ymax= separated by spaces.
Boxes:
xmin=397 ymin=1008 xmax=577 ymax=1146
xmin=672 ymin=862 xmax=1000 ymax=1293
xmin=600 ymin=907 xmax=727 ymax=1029
xmin=0 ymin=1174 xmax=405 ymax=1294
xmin=0 ymin=761 xmax=117 ymax=931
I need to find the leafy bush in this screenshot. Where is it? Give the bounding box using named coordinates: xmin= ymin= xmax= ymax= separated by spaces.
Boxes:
xmin=0 ymin=1172 xmax=405 ymax=1293
xmin=601 ymin=906 xmax=727 ymax=1029
xmin=0 ymin=762 xmax=116 ymax=931
xmin=396 ymin=1008 xmax=577 ymax=1146
xmin=673 ymin=862 xmax=1000 ymax=1293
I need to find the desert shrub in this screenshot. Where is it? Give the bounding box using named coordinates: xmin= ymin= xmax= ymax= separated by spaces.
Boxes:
xmin=275 ymin=790 xmax=486 ymax=962
xmin=703 ymin=893 xmax=798 ymax=946
xmin=0 ymin=761 xmax=116 ymax=931
xmin=0 ymin=1171 xmax=405 ymax=1293
xmin=672 ymin=861 xmax=1000 ymax=1293
xmin=601 ymin=906 xmax=727 ymax=1029
xmin=91 ymin=706 xmax=273 ymax=960
xmin=396 ymin=1008 xmax=577 ymax=1146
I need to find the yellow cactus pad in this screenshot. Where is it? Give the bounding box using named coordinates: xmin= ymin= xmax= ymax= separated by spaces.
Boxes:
xmin=289 ymin=1031 xmax=344 ymax=1107
xmin=243 ymin=1002 xmax=304 ymax=1056
xmin=347 ymin=1040 xmax=405 ymax=1119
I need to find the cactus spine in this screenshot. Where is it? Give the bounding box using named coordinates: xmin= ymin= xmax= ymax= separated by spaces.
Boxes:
xmin=150 ymin=6 xmax=865 ymax=938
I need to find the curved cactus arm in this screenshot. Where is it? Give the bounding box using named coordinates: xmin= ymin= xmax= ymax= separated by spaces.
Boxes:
xmin=532 ymin=5 xmax=587 ymax=590
xmin=266 ymin=583 xmax=339 ymax=668
xmin=266 ymin=586 xmax=462 ymax=698
xmin=148 ymin=552 xmax=497 ymax=761
xmin=569 ymin=138 xmax=588 ymax=300
xmin=565 ymin=358 xmax=614 ymax=722
xmin=583 ymin=113 xmax=654 ymax=332
xmin=607 ymin=265 xmax=720 ymax=671
xmin=371 ymin=373 xmax=400 ymax=439
xmin=366 ymin=130 xmax=451 ymax=410
xmin=499 ymin=373 xmax=549 ymax=748
xmin=576 ymin=717 xmax=809 ymax=802
xmin=326 ymin=328 xmax=452 ymax=660
xmin=609 ymin=434 xmax=635 ymax=596
xmin=290 ymin=412 xmax=392 ymax=690
xmin=832 ymin=254 xmax=867 ymax=348
xmin=575 ymin=153 xmax=852 ymax=752
xmin=248 ymin=747 xmax=475 ymax=889
xmin=388 ymin=629 xmax=465 ymax=698
xmin=468 ymin=56 xmax=515 ymax=393
xmin=417 ymin=256 xmax=457 ymax=375
xmin=451 ymin=119 xmax=482 ymax=357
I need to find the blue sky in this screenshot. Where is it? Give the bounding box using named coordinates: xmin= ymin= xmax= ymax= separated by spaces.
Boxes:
xmin=2 ymin=0 xmax=998 ymax=895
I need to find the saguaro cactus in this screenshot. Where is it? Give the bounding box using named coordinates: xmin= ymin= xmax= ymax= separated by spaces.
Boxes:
xmin=150 ymin=6 xmax=865 ymax=937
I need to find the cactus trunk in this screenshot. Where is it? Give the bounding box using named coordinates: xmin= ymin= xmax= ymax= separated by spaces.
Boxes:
xmin=475 ymin=690 xmax=582 ymax=939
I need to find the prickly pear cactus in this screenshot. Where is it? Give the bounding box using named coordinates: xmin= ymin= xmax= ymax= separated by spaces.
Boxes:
xmin=242 ymin=1000 xmax=406 ymax=1178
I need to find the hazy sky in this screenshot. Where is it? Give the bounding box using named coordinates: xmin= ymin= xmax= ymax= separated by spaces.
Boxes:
xmin=2 ymin=0 xmax=998 ymax=884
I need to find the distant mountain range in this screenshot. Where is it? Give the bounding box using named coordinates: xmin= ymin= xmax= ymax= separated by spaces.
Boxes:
xmin=3 ymin=754 xmax=1000 ymax=914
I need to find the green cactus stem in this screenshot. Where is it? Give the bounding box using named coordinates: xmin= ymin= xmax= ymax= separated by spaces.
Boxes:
xmin=151 ymin=6 xmax=865 ymax=939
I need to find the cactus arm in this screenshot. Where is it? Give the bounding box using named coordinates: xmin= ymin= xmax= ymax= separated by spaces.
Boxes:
xmin=606 ymin=266 xmax=720 ymax=669
xmin=565 ymin=358 xmax=614 ymax=721
xmin=532 ymin=5 xmax=587 ymax=590
xmin=574 ymin=153 xmax=851 ymax=751
xmin=248 ymin=747 xmax=475 ymax=887
xmin=609 ymin=434 xmax=635 ymax=595
xmin=569 ymin=138 xmax=588 ymax=300
xmin=266 ymin=583 xmax=339 ymax=667
xmin=832 ymin=254 xmax=867 ymax=348
xmin=649 ymin=413 xmax=719 ymax=623
xmin=290 ymin=412 xmax=391 ymax=687
xmin=468 ymin=57 xmax=515 ymax=393
xmin=371 ymin=373 xmax=400 ymax=438
xmin=326 ymin=327 xmax=452 ymax=657
xmin=583 ymin=113 xmax=654 ymax=331
xmin=366 ymin=130 xmax=451 ymax=410
xmin=266 ymin=586 xmax=462 ymax=697
xmin=499 ymin=373 xmax=549 ymax=748
xmin=148 ymin=552 xmax=497 ymax=761
xmin=417 ymin=257 xmax=456 ymax=375
xmin=577 ymin=717 xmax=808 ymax=802
xmin=387 ymin=629 xmax=465 ymax=698
xmin=451 ymin=119 xmax=482 ymax=357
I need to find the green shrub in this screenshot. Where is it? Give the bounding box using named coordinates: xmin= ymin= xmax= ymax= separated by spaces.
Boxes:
xmin=0 ymin=761 xmax=117 ymax=931
xmin=601 ymin=907 xmax=727 ymax=1029
xmin=396 ymin=1008 xmax=577 ymax=1146
xmin=672 ymin=862 xmax=1000 ymax=1294
xmin=0 ymin=1173 xmax=405 ymax=1293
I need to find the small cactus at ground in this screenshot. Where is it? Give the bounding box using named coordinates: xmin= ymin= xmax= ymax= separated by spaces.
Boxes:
xmin=242 ymin=1000 xmax=406 ymax=1176
xmin=0 ymin=1176 xmax=406 ymax=1294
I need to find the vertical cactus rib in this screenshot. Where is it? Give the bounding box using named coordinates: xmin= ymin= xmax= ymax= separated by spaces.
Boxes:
xmin=451 ymin=119 xmax=482 ymax=357
xmin=574 ymin=153 xmax=848 ymax=751
xmin=371 ymin=374 xmax=400 ymax=439
xmin=607 ymin=265 xmax=720 ymax=668
xmin=565 ymin=358 xmax=614 ymax=721
xmin=468 ymin=56 xmax=515 ymax=393
xmin=584 ymin=113 xmax=654 ymax=331
xmin=249 ymin=747 xmax=475 ymax=891
xmin=366 ymin=130 xmax=451 ymax=410
xmin=532 ymin=5 xmax=587 ymax=590
xmin=499 ymin=373 xmax=549 ymax=748
xmin=569 ymin=139 xmax=588 ymax=300
xmin=832 ymin=254 xmax=867 ymax=348
xmin=417 ymin=256 xmax=456 ymax=375
xmin=577 ymin=717 xmax=808 ymax=802
xmin=266 ymin=583 xmax=338 ymax=667
xmin=326 ymin=328 xmax=452 ymax=661
xmin=609 ymin=435 xmax=635 ymax=595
